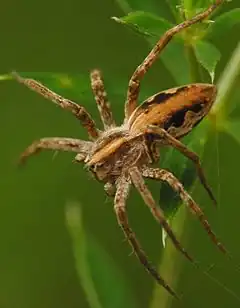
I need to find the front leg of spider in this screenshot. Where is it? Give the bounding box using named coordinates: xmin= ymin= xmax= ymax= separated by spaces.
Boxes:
xmin=12 ymin=72 xmax=100 ymax=140
xmin=124 ymin=1 xmax=223 ymax=119
xmin=90 ymin=69 xmax=116 ymax=129
xmin=114 ymin=175 xmax=179 ymax=299
xmin=19 ymin=138 xmax=93 ymax=165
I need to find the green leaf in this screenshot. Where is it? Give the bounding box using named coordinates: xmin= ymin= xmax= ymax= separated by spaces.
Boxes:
xmin=210 ymin=41 xmax=240 ymax=119
xmin=176 ymin=0 xmax=215 ymax=20
xmin=194 ymin=40 xmax=221 ymax=82
xmin=165 ymin=0 xmax=181 ymax=20
xmin=182 ymin=0 xmax=194 ymax=18
xmin=112 ymin=11 xmax=173 ymax=38
xmin=65 ymin=202 xmax=137 ymax=308
xmin=206 ymin=8 xmax=240 ymax=40
xmin=161 ymin=40 xmax=191 ymax=85
xmin=224 ymin=120 xmax=240 ymax=145
xmin=112 ymin=11 xmax=190 ymax=84
xmin=112 ymin=16 xmax=153 ymax=38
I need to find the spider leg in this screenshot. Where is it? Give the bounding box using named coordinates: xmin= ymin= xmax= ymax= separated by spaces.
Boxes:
xmin=19 ymin=137 xmax=92 ymax=164
xmin=12 ymin=72 xmax=100 ymax=140
xmin=147 ymin=125 xmax=217 ymax=206
xmin=129 ymin=166 xmax=195 ymax=264
xmin=124 ymin=0 xmax=223 ymax=119
xmin=90 ymin=70 xmax=116 ymax=129
xmin=142 ymin=167 xmax=227 ymax=254
xmin=114 ymin=175 xmax=178 ymax=298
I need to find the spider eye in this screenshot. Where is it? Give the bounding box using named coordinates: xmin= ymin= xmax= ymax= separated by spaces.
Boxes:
xmin=88 ymin=164 xmax=96 ymax=172
xmin=88 ymin=161 xmax=105 ymax=173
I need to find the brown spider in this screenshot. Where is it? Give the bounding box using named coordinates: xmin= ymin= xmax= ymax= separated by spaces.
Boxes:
xmin=13 ymin=0 xmax=227 ymax=298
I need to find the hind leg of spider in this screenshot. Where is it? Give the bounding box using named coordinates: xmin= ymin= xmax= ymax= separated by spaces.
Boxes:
xmin=12 ymin=72 xmax=100 ymax=140
xmin=142 ymin=167 xmax=227 ymax=255
xmin=129 ymin=166 xmax=196 ymax=264
xmin=147 ymin=126 xmax=217 ymax=206
xmin=114 ymin=175 xmax=178 ymax=299
xmin=19 ymin=137 xmax=93 ymax=165
xmin=90 ymin=70 xmax=116 ymax=129
xmin=124 ymin=0 xmax=223 ymax=119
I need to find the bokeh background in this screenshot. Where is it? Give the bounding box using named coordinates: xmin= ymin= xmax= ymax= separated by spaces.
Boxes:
xmin=0 ymin=1 xmax=240 ymax=308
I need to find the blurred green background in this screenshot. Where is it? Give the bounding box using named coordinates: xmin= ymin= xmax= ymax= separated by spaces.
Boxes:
xmin=0 ymin=0 xmax=240 ymax=308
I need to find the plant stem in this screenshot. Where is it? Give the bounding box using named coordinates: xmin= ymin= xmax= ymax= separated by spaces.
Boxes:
xmin=210 ymin=41 xmax=240 ymax=124
xmin=185 ymin=43 xmax=202 ymax=82
xmin=0 ymin=74 xmax=12 ymax=81
xmin=182 ymin=0 xmax=193 ymax=18
xmin=149 ymin=206 xmax=188 ymax=308
xmin=149 ymin=19 xmax=202 ymax=308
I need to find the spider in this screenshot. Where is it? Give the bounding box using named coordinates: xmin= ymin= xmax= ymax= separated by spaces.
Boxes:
xmin=13 ymin=0 xmax=227 ymax=298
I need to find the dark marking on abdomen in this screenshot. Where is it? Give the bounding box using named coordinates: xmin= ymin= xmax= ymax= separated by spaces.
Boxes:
xmin=163 ymin=101 xmax=204 ymax=130
xmin=141 ymin=86 xmax=188 ymax=109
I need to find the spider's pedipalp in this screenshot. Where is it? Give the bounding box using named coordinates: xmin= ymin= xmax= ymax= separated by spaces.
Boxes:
xmin=104 ymin=182 xmax=116 ymax=197
xmin=142 ymin=167 xmax=227 ymax=254
xmin=129 ymin=166 xmax=195 ymax=264
xmin=147 ymin=125 xmax=217 ymax=206
xmin=12 ymin=72 xmax=100 ymax=140
xmin=90 ymin=70 xmax=116 ymax=129
xmin=114 ymin=175 xmax=178 ymax=298
xmin=73 ymin=153 xmax=86 ymax=163
xmin=19 ymin=137 xmax=92 ymax=165
xmin=124 ymin=0 xmax=223 ymax=120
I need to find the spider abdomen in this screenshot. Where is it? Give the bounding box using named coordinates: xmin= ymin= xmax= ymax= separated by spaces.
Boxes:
xmin=129 ymin=83 xmax=217 ymax=139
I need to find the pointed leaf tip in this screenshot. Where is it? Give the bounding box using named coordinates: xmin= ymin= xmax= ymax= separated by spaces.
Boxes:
xmin=194 ymin=40 xmax=221 ymax=83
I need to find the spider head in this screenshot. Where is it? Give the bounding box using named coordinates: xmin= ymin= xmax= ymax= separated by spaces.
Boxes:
xmin=85 ymin=134 xmax=146 ymax=182
xmin=85 ymin=136 xmax=125 ymax=182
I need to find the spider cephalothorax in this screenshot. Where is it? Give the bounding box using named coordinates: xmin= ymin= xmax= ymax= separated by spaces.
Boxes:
xmin=14 ymin=0 xmax=227 ymax=298
xmin=86 ymin=134 xmax=149 ymax=182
